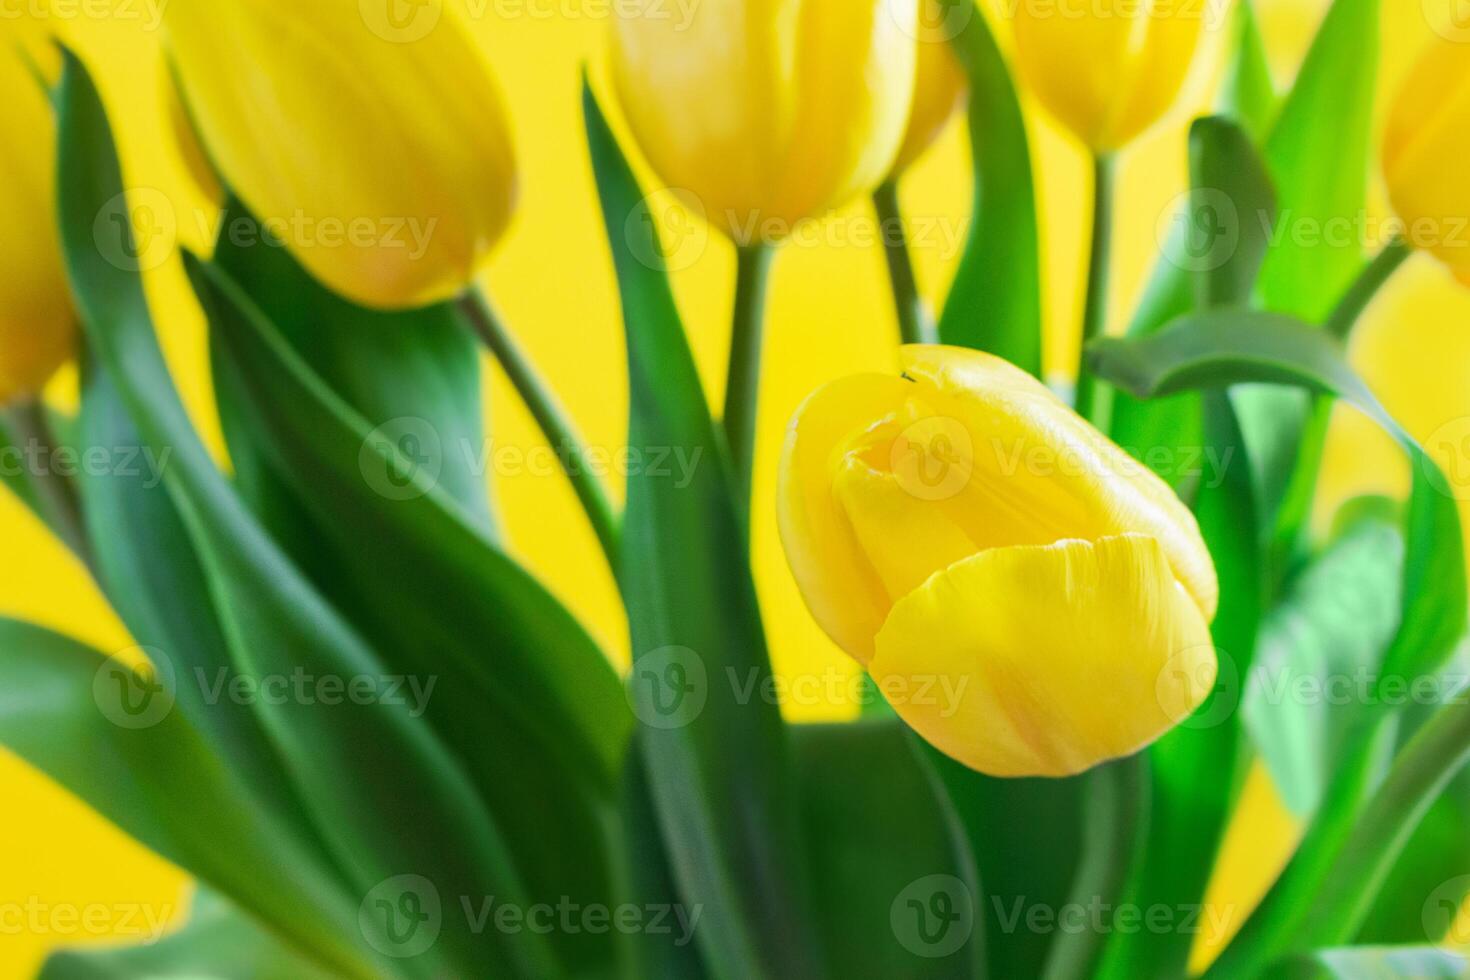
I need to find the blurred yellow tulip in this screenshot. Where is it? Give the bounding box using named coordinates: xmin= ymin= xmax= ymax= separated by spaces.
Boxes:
xmin=610 ymin=0 xmax=919 ymax=244
xmin=0 ymin=21 xmax=76 ymax=405
xmin=777 ymin=346 xmax=1218 ymax=777
xmin=890 ymin=0 xmax=968 ymax=176
xmin=164 ymin=0 xmax=517 ymax=309
xmin=1009 ymin=0 xmax=1209 ymax=153
xmin=1382 ymin=33 xmax=1470 ymax=285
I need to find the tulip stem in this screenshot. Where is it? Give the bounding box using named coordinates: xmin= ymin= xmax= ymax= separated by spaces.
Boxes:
xmin=873 ymin=181 xmax=938 ymax=346
xmin=2 ymin=398 xmax=94 ymax=572
xmin=459 ymin=289 xmax=621 ymax=571
xmin=1074 ymin=153 xmax=1116 ymax=433
xmin=724 ymin=244 xmax=776 ymax=522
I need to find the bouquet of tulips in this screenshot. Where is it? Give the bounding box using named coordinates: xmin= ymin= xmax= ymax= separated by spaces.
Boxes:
xmin=3 ymin=0 xmax=1470 ymax=977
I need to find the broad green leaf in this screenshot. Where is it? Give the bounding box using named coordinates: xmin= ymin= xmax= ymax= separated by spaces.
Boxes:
xmin=1089 ymin=310 xmax=1468 ymax=686
xmin=1244 ymin=507 xmax=1404 ymax=817
xmin=40 ymin=889 xmax=338 ymax=980
xmin=925 ymin=748 xmax=1085 ymax=980
xmin=936 ymin=0 xmax=1041 ymax=376
xmin=0 ymin=619 xmax=375 ymax=980
xmin=56 ymin=50 xmax=556 ymax=978
xmin=795 ymin=722 xmax=983 ymax=979
xmin=1268 ymin=946 xmax=1469 ymax=979
xmin=210 ymin=198 xmax=493 ymax=530
xmin=76 ymin=361 xmax=319 ymax=842
xmin=1220 ymin=0 xmax=1277 ymax=143
xmin=188 ymin=250 xmax=623 ymax=976
xmin=584 ymin=79 xmax=823 ymax=978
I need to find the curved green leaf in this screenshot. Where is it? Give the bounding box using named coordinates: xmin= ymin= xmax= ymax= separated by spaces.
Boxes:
xmin=0 ymin=619 xmax=375 ymax=980
xmin=584 ymin=78 xmax=823 ymax=979
xmin=1268 ymin=946 xmax=1469 ymax=980
xmin=936 ymin=0 xmax=1041 ymax=376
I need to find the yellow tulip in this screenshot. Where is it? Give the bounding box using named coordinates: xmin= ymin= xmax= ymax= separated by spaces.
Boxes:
xmin=0 ymin=22 xmax=76 ymax=405
xmin=610 ymin=0 xmax=919 ymax=244
xmin=890 ymin=0 xmax=968 ymax=176
xmin=164 ymin=0 xmax=517 ymax=309
xmin=160 ymin=56 xmax=223 ymax=209
xmin=777 ymin=346 xmax=1218 ymax=777
xmin=1009 ymin=0 xmax=1208 ymax=153
xmin=1382 ymin=33 xmax=1470 ymax=285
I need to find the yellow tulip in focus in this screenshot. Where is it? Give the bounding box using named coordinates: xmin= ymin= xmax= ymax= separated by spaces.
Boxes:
xmin=778 ymin=346 xmax=1219 ymax=777
xmin=1382 ymin=33 xmax=1470 ymax=285
xmin=1010 ymin=0 xmax=1208 ymax=153
xmin=890 ymin=0 xmax=968 ymax=175
xmin=610 ymin=0 xmax=919 ymax=244
xmin=0 ymin=22 xmax=76 ymax=405
xmin=164 ymin=0 xmax=518 ymax=309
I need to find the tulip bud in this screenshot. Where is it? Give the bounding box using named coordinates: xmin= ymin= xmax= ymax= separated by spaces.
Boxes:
xmin=777 ymin=346 xmax=1218 ymax=777
xmin=1009 ymin=0 xmax=1209 ymax=154
xmin=164 ymin=0 xmax=518 ymax=310
xmin=889 ymin=0 xmax=967 ymax=176
xmin=0 ymin=23 xmax=76 ymax=405
xmin=610 ymin=0 xmax=919 ymax=245
xmin=1382 ymin=34 xmax=1470 ymax=284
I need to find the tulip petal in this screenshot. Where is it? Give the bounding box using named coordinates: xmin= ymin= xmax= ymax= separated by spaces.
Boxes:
xmin=778 ymin=372 xmax=913 ymax=664
xmin=870 ymin=534 xmax=1215 ymax=777
xmin=900 ymin=345 xmax=1219 ymax=621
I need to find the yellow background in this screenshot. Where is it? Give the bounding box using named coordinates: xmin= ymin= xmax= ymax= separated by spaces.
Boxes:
xmin=3 ymin=0 xmax=1469 ymax=974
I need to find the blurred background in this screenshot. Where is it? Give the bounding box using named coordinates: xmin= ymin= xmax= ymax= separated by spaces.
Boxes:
xmin=4 ymin=0 xmax=1469 ymax=973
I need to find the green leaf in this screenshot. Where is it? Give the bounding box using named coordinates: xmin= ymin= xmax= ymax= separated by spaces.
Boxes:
xmin=1088 ymin=310 xmax=1467 ymax=687
xmin=1219 ymin=0 xmax=1277 ymax=143
xmin=56 ymin=49 xmax=557 ymax=978
xmin=936 ymin=0 xmax=1041 ymax=376
xmin=1243 ymin=506 xmax=1405 ymax=817
xmin=40 ymin=889 xmax=339 ymax=980
xmin=187 ymin=249 xmax=624 ymax=976
xmin=210 ymin=198 xmax=493 ymax=530
xmin=584 ymin=78 xmax=823 ymax=978
xmin=795 ymin=722 xmax=984 ymax=979
xmin=0 ymin=619 xmax=376 ymax=980
xmin=1267 ymin=946 xmax=1469 ymax=979
xmin=924 ymin=749 xmax=1085 ymax=980
xmin=76 ymin=360 xmax=319 ymax=842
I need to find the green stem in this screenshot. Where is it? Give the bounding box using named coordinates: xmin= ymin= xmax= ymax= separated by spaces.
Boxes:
xmin=3 ymin=398 xmax=93 ymax=570
xmin=1041 ymin=753 xmax=1148 ymax=980
xmin=459 ymin=288 xmax=621 ymax=572
xmin=1074 ymin=154 xmax=1116 ymax=433
xmin=873 ymin=181 xmax=938 ymax=346
xmin=723 ymin=244 xmax=775 ymax=521
xmin=1268 ymin=239 xmax=1413 ymax=578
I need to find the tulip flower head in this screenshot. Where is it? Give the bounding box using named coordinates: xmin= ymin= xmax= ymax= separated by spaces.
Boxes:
xmin=610 ymin=0 xmax=920 ymax=245
xmin=890 ymin=0 xmax=968 ymax=176
xmin=778 ymin=346 xmax=1218 ymax=777
xmin=1009 ymin=0 xmax=1210 ymax=154
xmin=1382 ymin=33 xmax=1470 ymax=285
xmin=164 ymin=0 xmax=518 ymax=309
xmin=0 ymin=23 xmax=76 ymax=405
